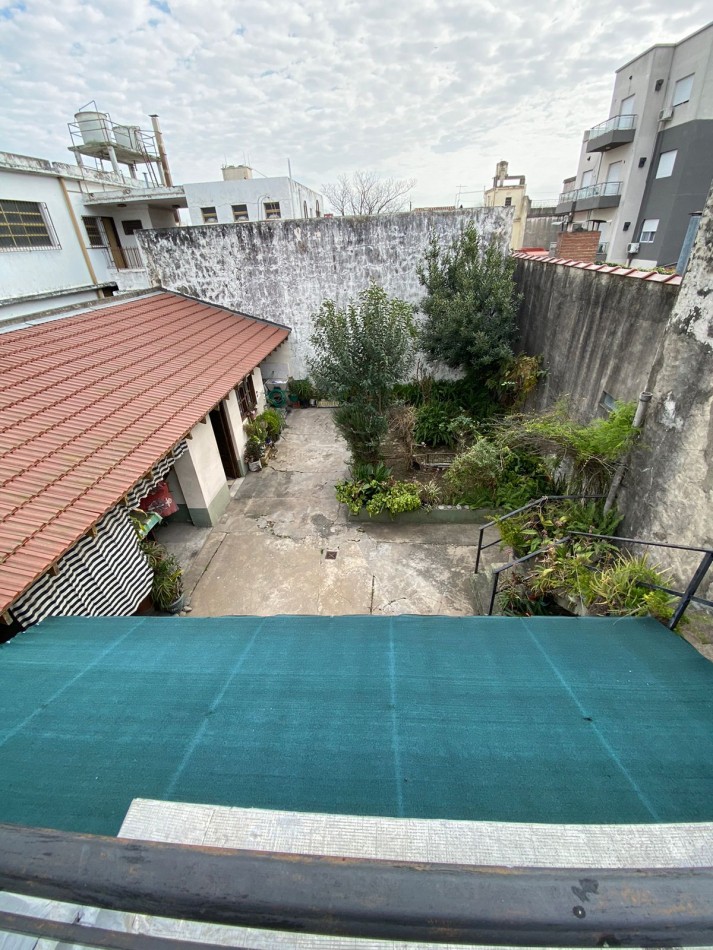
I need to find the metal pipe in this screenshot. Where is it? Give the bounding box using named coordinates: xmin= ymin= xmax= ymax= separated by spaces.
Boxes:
xmin=58 ymin=178 xmax=99 ymax=286
xmin=2 ymin=824 xmax=713 ymax=947
xmin=106 ymin=143 xmax=121 ymax=178
xmin=668 ymin=550 xmax=713 ymax=630
xmin=149 ymin=114 xmax=172 ymax=187
xmin=603 ymin=391 xmax=652 ymax=514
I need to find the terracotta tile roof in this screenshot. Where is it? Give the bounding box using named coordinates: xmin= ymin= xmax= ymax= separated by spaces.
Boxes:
xmin=0 ymin=291 xmax=289 ymax=613
xmin=512 ymin=251 xmax=683 ymax=285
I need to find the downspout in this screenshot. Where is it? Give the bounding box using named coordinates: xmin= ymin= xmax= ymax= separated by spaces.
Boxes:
xmin=603 ymin=391 xmax=653 ymax=514
xmin=58 ymin=178 xmax=99 ymax=287
xmin=149 ymin=114 xmax=173 ymax=187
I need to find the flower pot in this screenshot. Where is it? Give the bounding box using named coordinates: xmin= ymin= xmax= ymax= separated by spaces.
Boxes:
xmin=248 ymin=460 xmax=262 ymax=472
xmin=165 ymin=593 xmax=185 ymax=615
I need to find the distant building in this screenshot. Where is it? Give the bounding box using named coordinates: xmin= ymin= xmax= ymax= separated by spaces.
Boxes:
xmin=483 ymin=161 xmax=558 ymax=251
xmin=556 ymin=21 xmax=713 ymax=267
xmin=184 ymin=165 xmax=324 ymax=226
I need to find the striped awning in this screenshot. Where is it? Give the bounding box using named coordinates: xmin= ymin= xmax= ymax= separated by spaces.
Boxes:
xmin=12 ymin=444 xmax=187 ymax=627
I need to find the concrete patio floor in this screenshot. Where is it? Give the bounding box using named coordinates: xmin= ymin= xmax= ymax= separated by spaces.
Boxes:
xmin=164 ymin=409 xmax=490 ymax=617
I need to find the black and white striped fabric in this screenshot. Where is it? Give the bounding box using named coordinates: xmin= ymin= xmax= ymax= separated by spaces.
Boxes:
xmin=12 ymin=442 xmax=189 ymax=628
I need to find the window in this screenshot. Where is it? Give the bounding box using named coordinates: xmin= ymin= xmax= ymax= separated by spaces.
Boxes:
xmin=606 ymin=161 xmax=623 ymax=183
xmin=600 ymin=390 xmax=617 ymax=414
xmin=581 ymin=169 xmax=594 ymax=188
xmin=315 ymin=199 xmax=321 ymax=218
xmin=82 ymin=216 xmax=106 ymax=247
xmin=303 ymin=200 xmax=308 ymax=218
xmin=672 ymin=74 xmax=694 ymax=106
xmin=640 ymin=218 xmax=659 ymax=243
xmin=620 ymin=94 xmax=635 ymax=115
xmin=122 ymin=219 xmax=143 ymax=235
xmin=201 ymin=206 xmax=218 ymax=224
xmin=504 ymin=196 xmax=512 ymax=207
xmin=236 ymin=375 xmax=257 ymax=417
xmin=264 ymin=201 xmax=281 ymax=219
xmin=0 ymin=199 xmax=58 ymax=250
xmin=655 ymin=149 xmax=677 ymax=178
xmin=232 ymin=204 xmax=248 ymax=222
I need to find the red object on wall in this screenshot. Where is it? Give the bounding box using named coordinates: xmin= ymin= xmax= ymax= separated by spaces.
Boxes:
xmin=139 ymin=480 xmax=178 ymax=517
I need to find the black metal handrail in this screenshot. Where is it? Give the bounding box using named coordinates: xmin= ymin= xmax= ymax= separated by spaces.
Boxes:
xmin=1 ymin=823 xmax=713 ymax=947
xmin=474 ymin=495 xmax=605 ymax=574
xmin=485 ymin=528 xmax=713 ymax=630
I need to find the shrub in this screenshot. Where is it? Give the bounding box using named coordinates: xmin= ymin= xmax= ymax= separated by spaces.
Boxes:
xmin=444 ymin=438 xmax=501 ymax=499
xmin=350 ymin=462 xmax=392 ymax=482
xmin=498 ymin=500 xmax=623 ymax=558
xmin=261 ymin=407 xmax=284 ymax=440
xmin=419 ymin=479 xmax=442 ymax=507
xmin=244 ymin=417 xmax=268 ymax=442
xmin=414 ymin=402 xmax=457 ymax=447
xmin=365 ymin=481 xmax=422 ymax=516
xmin=334 ymin=402 xmax=389 ymax=465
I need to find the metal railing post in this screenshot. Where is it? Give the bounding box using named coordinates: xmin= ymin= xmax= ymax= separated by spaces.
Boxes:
xmin=669 ymin=550 xmax=713 ymax=631
xmin=488 ymin=570 xmax=500 ymax=615
xmin=475 ymin=525 xmax=485 ymax=574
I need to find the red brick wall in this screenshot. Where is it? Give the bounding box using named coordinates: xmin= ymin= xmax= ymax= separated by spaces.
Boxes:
xmin=555 ymin=230 xmax=600 ymax=263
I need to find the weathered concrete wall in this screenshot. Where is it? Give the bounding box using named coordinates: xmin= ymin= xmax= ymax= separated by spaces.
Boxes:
xmin=621 ymin=182 xmax=713 ymax=598
xmin=139 ymin=209 xmax=512 ymax=375
xmin=514 ymin=258 xmax=679 ymax=419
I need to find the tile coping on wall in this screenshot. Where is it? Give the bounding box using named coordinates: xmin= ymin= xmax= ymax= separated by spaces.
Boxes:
xmin=512 ymin=251 xmax=682 ymax=285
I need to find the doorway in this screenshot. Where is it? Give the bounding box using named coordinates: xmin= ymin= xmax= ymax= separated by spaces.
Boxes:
xmin=101 ymin=217 xmax=127 ymax=269
xmin=209 ymin=402 xmax=241 ymax=479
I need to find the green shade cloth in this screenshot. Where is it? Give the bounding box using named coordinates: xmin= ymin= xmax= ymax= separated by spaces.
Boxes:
xmin=1 ymin=614 xmax=712 ymax=835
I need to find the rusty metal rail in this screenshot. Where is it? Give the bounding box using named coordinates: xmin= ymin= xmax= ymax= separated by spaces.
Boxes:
xmin=1 ymin=823 xmax=713 ymax=947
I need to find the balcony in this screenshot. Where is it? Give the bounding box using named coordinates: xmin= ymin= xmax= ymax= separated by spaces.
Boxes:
xmin=586 ymin=114 xmax=636 ymax=152
xmin=555 ymin=181 xmax=623 ymax=215
xmin=94 ymin=245 xmax=144 ymax=270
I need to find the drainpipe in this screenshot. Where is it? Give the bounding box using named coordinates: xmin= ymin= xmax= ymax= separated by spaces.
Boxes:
xmin=58 ymin=178 xmax=99 ymax=286
xmin=603 ymin=391 xmax=653 ymax=514
xmin=149 ymin=114 xmax=173 ymax=187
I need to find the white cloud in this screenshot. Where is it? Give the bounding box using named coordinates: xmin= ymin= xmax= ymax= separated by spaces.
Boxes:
xmin=1 ymin=0 xmax=710 ymax=207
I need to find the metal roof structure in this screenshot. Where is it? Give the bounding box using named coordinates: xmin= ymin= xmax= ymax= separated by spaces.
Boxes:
xmin=0 ymin=291 xmax=289 ymax=613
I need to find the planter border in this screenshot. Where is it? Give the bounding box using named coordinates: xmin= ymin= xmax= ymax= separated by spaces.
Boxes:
xmin=347 ymin=505 xmax=502 ymax=525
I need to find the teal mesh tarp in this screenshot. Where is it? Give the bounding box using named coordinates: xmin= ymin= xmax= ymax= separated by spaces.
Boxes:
xmin=1 ymin=615 xmax=712 ymax=835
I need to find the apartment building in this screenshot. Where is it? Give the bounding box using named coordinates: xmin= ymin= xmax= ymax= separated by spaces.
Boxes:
xmin=184 ymin=164 xmax=324 ymax=226
xmin=556 ymin=21 xmax=713 ymax=267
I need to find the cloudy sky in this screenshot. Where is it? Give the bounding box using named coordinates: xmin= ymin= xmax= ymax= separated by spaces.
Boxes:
xmin=1 ymin=0 xmax=710 ymax=208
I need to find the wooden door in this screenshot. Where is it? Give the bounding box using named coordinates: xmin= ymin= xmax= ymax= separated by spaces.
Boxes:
xmin=209 ymin=403 xmax=241 ymax=479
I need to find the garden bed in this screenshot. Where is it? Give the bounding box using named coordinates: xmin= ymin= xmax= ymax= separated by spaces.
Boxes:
xmin=347 ymin=504 xmax=500 ymax=524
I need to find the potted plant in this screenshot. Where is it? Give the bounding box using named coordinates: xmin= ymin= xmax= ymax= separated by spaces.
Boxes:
xmin=245 ymin=435 xmax=265 ymax=471
xmin=151 ymin=551 xmax=185 ymax=614
xmin=288 ymin=378 xmax=314 ymax=408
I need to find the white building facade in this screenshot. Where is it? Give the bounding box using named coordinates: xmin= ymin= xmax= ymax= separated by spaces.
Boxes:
xmin=0 ymin=151 xmax=184 ymax=323
xmin=184 ymin=165 xmax=324 ymax=226
xmin=556 ymin=21 xmax=713 ymax=268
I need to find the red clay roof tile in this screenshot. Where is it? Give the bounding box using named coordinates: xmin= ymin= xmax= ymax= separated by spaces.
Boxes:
xmin=0 ymin=291 xmax=289 ymax=612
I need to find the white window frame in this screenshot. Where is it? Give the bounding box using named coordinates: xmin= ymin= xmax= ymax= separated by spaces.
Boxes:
xmin=672 ymin=74 xmax=694 ymax=107
xmin=655 ymin=150 xmax=677 ymax=179
xmin=0 ymin=199 xmax=60 ymax=252
xmin=640 ymin=218 xmax=659 ymax=243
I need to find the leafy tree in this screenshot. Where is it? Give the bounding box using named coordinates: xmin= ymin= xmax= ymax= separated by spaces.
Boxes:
xmin=322 ymin=171 xmax=416 ymax=216
xmin=308 ymin=284 xmax=416 ymax=411
xmin=308 ymin=285 xmax=415 ymax=463
xmin=417 ymin=224 xmax=521 ymax=374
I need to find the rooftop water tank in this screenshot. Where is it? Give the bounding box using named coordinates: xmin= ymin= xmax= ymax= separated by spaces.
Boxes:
xmin=75 ymin=111 xmax=113 ymax=146
xmin=113 ymin=124 xmax=143 ymax=152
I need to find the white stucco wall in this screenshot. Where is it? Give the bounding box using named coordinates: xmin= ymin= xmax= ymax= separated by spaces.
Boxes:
xmin=172 ymin=418 xmax=229 ymax=525
xmin=0 ymin=168 xmax=95 ymax=305
xmin=139 ymin=208 xmax=512 ymax=376
xmin=183 ymin=176 xmax=324 ymax=226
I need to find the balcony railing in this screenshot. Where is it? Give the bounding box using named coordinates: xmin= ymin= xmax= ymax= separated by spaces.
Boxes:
xmin=588 ymin=113 xmax=637 ymax=137
xmin=557 ymin=181 xmax=623 ymax=204
xmin=91 ymin=245 xmax=144 ymax=270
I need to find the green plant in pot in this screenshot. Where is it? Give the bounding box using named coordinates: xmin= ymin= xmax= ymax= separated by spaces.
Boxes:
xmin=245 ymin=435 xmax=265 ymax=471
xmin=151 ymin=551 xmax=185 ymax=614
xmin=288 ymin=378 xmax=315 ymax=407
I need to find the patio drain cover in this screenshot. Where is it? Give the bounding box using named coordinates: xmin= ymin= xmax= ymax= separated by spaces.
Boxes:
xmin=325 ymin=550 xmax=338 ymax=559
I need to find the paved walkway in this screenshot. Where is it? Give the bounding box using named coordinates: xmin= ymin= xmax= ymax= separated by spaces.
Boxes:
xmin=181 ymin=409 xmax=487 ymax=616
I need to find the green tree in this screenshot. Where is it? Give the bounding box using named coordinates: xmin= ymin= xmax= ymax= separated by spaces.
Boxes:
xmin=308 ymin=284 xmax=415 ymax=463
xmin=308 ymin=284 xmax=416 ymax=411
xmin=417 ymin=224 xmax=520 ymax=374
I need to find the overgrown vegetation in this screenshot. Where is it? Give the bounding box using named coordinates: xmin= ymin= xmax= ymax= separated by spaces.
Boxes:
xmin=335 ymin=467 xmax=422 ymax=517
xmin=418 ymin=223 xmax=521 ymax=374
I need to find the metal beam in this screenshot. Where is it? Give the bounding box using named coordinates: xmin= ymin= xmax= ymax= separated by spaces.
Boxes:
xmin=1 ymin=823 xmax=712 ymax=946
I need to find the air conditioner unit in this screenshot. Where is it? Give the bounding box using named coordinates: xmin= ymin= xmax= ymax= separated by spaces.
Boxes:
xmin=627 ymin=242 xmax=640 ymax=255
xmin=659 ymin=106 xmax=674 ymax=121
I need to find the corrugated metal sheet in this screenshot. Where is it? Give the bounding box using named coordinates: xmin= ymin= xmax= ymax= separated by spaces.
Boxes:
xmin=0 ymin=292 xmax=289 ymax=613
